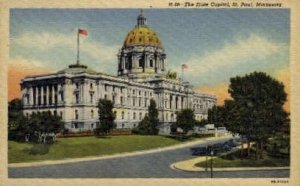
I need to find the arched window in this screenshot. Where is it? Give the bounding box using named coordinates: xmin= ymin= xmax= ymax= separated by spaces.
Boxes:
xmin=133 ymin=112 xmax=136 ymax=120
xmin=122 ymin=111 xmax=124 ymax=120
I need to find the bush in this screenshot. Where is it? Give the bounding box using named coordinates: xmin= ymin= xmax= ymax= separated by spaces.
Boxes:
xmin=29 ymin=144 xmax=50 ymax=155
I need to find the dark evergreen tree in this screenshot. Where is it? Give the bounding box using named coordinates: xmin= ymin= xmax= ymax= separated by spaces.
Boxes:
xmin=175 ymin=109 xmax=196 ymax=134
xmin=136 ymin=99 xmax=159 ymax=135
xmin=96 ymin=99 xmax=116 ymax=135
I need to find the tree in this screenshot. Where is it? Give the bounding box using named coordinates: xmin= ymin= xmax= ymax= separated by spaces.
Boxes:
xmin=226 ymin=72 xmax=288 ymax=159
xmin=147 ymin=99 xmax=159 ymax=134
xmin=175 ymin=109 xmax=196 ymax=134
xmin=207 ymin=105 xmax=226 ymax=127
xmin=13 ymin=111 xmax=64 ymax=143
xmin=8 ymin=98 xmax=23 ymax=130
xmin=136 ymin=99 xmax=159 ymax=135
xmin=136 ymin=116 xmax=152 ymax=135
xmin=166 ymin=70 xmax=177 ymax=79
xmin=96 ymin=99 xmax=116 ymax=135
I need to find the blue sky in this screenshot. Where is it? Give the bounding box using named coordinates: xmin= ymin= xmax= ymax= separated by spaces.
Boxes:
xmin=10 ymin=8 xmax=290 ymax=88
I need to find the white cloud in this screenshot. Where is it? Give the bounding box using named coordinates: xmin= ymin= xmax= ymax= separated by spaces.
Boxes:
xmin=12 ymin=32 xmax=119 ymax=63
xmin=171 ymin=34 xmax=287 ymax=82
xmin=9 ymin=57 xmax=49 ymax=71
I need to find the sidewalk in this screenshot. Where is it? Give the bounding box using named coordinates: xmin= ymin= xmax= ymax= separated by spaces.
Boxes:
xmin=170 ymin=152 xmax=290 ymax=172
xmin=9 ymin=135 xmax=233 ymax=168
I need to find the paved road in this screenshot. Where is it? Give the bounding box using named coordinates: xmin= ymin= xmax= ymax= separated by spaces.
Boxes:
xmin=9 ymin=138 xmax=289 ymax=178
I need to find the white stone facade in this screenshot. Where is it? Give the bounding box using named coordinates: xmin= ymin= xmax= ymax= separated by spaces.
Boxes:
xmin=20 ymin=12 xmax=216 ymax=133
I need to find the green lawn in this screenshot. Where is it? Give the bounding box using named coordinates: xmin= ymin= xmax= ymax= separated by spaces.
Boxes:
xmin=9 ymin=135 xmax=191 ymax=163
xmin=195 ymin=150 xmax=290 ymax=168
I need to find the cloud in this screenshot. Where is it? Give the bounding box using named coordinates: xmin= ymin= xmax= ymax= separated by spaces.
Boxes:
xmin=170 ymin=33 xmax=288 ymax=85
xmin=11 ymin=32 xmax=119 ymax=65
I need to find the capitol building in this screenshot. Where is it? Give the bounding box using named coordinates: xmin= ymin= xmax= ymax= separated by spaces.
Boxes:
xmin=20 ymin=12 xmax=216 ymax=134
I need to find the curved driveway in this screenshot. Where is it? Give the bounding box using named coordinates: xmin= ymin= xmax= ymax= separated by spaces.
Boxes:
xmin=9 ymin=138 xmax=289 ymax=178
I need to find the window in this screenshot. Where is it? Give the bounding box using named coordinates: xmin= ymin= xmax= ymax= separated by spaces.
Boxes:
xmin=112 ymin=95 xmax=115 ymax=104
xmin=139 ymin=58 xmax=143 ymax=67
xmin=91 ymin=123 xmax=94 ymax=128
xmin=75 ymin=94 xmax=79 ymax=103
xmin=150 ymin=60 xmax=153 ymax=67
xmin=133 ymin=90 xmax=135 ymax=94
xmin=144 ymin=91 xmax=147 ymax=96
xmin=150 ymin=92 xmax=152 ymax=97
xmin=60 ymin=111 xmax=63 ymax=118
xmin=54 ymin=110 xmax=57 ymax=116
xmin=90 ymin=93 xmax=93 ymax=103
xmin=122 ymin=111 xmax=125 ymax=120
xmin=139 ymin=91 xmax=141 ymax=95
xmin=139 ymin=98 xmax=141 ymax=107
xmin=75 ymin=110 xmax=78 ymax=120
xmin=122 ymin=123 xmax=125 ymax=128
xmin=104 ymin=94 xmax=107 ymax=100
xmin=166 ymin=113 xmax=168 ymax=121
xmin=120 ymin=96 xmax=123 ymax=105
xmin=73 ymin=123 xmax=78 ymax=129
xmin=75 ymin=83 xmax=79 ymax=89
xmin=60 ymin=92 xmax=64 ymax=102
xmin=133 ymin=98 xmax=135 ymax=106
xmin=90 ymin=83 xmax=93 ymax=89
xmin=91 ymin=110 xmax=94 ymax=119
xmin=105 ymin=84 xmax=108 ymax=91
xmin=113 ymin=86 xmax=115 ymax=92
xmin=139 ymin=112 xmax=142 ymax=120
xmin=114 ymin=111 xmax=117 ymax=119
xmin=133 ymin=112 xmax=136 ymax=120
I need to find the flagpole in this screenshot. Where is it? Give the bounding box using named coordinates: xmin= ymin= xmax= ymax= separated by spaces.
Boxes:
xmin=181 ymin=66 xmax=184 ymax=81
xmin=77 ymin=29 xmax=80 ymax=65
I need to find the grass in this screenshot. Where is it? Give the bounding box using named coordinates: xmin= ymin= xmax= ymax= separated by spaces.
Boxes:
xmin=9 ymin=135 xmax=199 ymax=163
xmin=195 ymin=150 xmax=290 ymax=168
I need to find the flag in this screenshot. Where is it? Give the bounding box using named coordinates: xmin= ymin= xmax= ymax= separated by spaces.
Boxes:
xmin=78 ymin=29 xmax=88 ymax=36
xmin=182 ymin=64 xmax=188 ymax=69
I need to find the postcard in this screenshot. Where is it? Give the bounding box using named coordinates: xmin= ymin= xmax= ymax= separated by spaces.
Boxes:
xmin=0 ymin=0 xmax=299 ymax=186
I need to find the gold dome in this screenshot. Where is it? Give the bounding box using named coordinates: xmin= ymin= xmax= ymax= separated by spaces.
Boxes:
xmin=124 ymin=26 xmax=162 ymax=48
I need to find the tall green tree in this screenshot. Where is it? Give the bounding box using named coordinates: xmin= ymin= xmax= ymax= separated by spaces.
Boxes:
xmin=136 ymin=99 xmax=159 ymax=135
xmin=96 ymin=99 xmax=116 ymax=135
xmin=148 ymin=99 xmax=159 ymax=134
xmin=226 ymin=72 xmax=288 ymax=159
xmin=176 ymin=109 xmax=196 ymax=134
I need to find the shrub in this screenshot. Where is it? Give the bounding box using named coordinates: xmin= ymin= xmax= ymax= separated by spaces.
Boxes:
xmin=29 ymin=144 xmax=50 ymax=155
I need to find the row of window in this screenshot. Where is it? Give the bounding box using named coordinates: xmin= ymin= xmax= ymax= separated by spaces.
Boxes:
xmin=74 ymin=109 xmax=147 ymax=121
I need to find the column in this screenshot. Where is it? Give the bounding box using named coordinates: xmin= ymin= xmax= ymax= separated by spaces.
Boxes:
xmin=51 ymin=85 xmax=55 ymax=105
xmin=29 ymin=86 xmax=33 ymax=105
xmin=45 ymin=86 xmax=49 ymax=105
xmin=144 ymin=53 xmax=148 ymax=68
xmin=35 ymin=86 xmax=38 ymax=106
xmin=57 ymin=84 xmax=61 ymax=103
xmin=41 ymin=86 xmax=44 ymax=105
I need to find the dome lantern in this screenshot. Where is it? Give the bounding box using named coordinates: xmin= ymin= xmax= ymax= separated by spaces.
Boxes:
xmin=137 ymin=9 xmax=146 ymax=26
